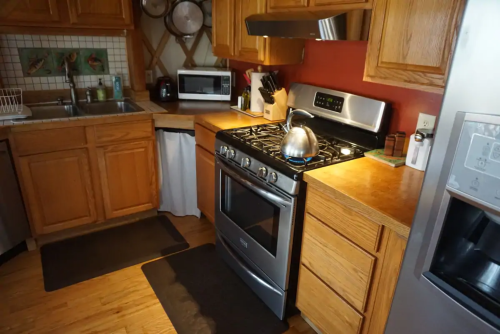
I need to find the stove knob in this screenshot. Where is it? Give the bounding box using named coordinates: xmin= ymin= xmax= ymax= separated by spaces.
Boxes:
xmin=269 ymin=172 xmax=278 ymax=183
xmin=220 ymin=146 xmax=228 ymax=155
xmin=258 ymin=167 xmax=268 ymax=178
xmin=241 ymin=157 xmax=251 ymax=168
xmin=226 ymin=149 xmax=236 ymax=159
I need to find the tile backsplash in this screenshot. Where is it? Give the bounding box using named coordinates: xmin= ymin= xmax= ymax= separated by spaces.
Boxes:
xmin=0 ymin=34 xmax=130 ymax=91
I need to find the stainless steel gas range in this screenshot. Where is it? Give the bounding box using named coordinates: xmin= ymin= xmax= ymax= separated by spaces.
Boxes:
xmin=214 ymin=83 xmax=391 ymax=319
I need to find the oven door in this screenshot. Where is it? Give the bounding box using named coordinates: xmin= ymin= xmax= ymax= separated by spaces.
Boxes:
xmin=215 ymin=155 xmax=296 ymax=290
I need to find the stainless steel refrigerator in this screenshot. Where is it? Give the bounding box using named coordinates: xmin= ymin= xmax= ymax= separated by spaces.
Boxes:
xmin=385 ymin=1 xmax=500 ymax=333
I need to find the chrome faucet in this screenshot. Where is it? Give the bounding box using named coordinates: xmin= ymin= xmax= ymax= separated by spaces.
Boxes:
xmin=63 ymin=56 xmax=78 ymax=107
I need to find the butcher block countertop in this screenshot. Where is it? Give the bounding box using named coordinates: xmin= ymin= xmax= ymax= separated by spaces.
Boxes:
xmin=304 ymin=157 xmax=425 ymax=238
xmin=195 ymin=111 xmax=275 ymax=132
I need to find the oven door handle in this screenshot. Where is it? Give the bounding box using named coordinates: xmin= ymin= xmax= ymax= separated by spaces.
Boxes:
xmin=217 ymin=230 xmax=284 ymax=297
xmin=216 ymin=156 xmax=292 ymax=207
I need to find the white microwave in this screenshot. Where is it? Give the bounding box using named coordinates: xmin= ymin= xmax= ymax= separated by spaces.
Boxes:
xmin=177 ymin=67 xmax=233 ymax=101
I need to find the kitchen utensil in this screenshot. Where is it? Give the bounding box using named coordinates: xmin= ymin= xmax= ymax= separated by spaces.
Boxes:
xmin=258 ymin=87 xmax=274 ymax=104
xmin=172 ymin=0 xmax=204 ymax=35
xmin=270 ymin=71 xmax=281 ymax=91
xmin=280 ymin=109 xmax=320 ymax=159
xmin=266 ymin=75 xmax=277 ymax=92
xmin=406 ymin=128 xmax=434 ymax=171
xmin=243 ymin=73 xmax=251 ymax=85
xmin=154 ymin=76 xmax=177 ymax=102
xmin=201 ymin=0 xmax=212 ymax=27
xmin=140 ymin=0 xmax=170 ymax=18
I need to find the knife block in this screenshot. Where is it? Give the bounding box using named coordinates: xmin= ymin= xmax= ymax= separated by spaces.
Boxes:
xmin=264 ymin=89 xmax=287 ymax=121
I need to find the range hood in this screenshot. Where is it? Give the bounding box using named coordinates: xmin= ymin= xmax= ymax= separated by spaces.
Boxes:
xmin=246 ymin=11 xmax=351 ymax=40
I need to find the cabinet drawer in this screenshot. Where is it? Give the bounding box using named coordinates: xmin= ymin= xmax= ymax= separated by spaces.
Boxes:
xmin=297 ymin=265 xmax=363 ymax=334
xmin=306 ymin=187 xmax=382 ymax=252
xmin=13 ymin=127 xmax=87 ymax=155
xmin=94 ymin=121 xmax=153 ymax=145
xmin=301 ymin=213 xmax=375 ymax=311
xmin=195 ymin=124 xmax=216 ymax=153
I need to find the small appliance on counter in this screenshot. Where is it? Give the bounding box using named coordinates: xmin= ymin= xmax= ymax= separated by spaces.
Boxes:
xmin=406 ymin=128 xmax=434 ymax=171
xmin=177 ymin=67 xmax=232 ymax=101
xmin=153 ymin=76 xmax=177 ymax=102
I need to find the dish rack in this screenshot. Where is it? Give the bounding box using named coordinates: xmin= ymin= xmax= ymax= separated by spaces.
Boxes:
xmin=0 ymin=88 xmax=31 ymax=120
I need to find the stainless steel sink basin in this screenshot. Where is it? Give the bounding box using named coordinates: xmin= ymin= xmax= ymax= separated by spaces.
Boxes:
xmin=12 ymin=100 xmax=144 ymax=123
xmin=80 ymin=101 xmax=144 ymax=115
xmin=22 ymin=104 xmax=80 ymax=121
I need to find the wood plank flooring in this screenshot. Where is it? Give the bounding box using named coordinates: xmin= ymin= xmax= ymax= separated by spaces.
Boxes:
xmin=0 ymin=213 xmax=314 ymax=334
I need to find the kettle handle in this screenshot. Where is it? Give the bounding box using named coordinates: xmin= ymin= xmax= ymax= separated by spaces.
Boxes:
xmin=285 ymin=109 xmax=314 ymax=132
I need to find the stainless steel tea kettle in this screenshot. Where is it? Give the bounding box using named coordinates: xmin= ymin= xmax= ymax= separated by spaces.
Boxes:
xmin=281 ymin=109 xmax=319 ymax=159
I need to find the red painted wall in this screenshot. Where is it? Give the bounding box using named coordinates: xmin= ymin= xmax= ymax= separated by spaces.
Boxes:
xmin=230 ymin=40 xmax=444 ymax=135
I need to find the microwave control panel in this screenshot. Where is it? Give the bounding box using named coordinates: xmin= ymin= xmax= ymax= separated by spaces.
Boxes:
xmin=222 ymin=76 xmax=231 ymax=96
xmin=447 ymin=116 xmax=500 ymax=209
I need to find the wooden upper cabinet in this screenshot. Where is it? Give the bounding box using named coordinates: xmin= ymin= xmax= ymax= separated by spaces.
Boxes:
xmin=66 ymin=0 xmax=133 ymax=28
xmin=268 ymin=0 xmax=308 ymax=10
xmin=97 ymin=140 xmax=157 ymax=219
xmin=0 ymin=0 xmax=61 ymax=25
xmin=213 ymin=0 xmax=235 ymax=58
xmin=364 ymin=0 xmax=465 ymax=93
xmin=19 ymin=149 xmax=98 ymax=235
xmin=235 ymin=0 xmax=266 ymax=63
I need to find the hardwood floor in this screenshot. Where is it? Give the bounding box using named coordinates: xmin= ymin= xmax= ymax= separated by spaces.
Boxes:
xmin=0 ymin=213 xmax=314 ymax=334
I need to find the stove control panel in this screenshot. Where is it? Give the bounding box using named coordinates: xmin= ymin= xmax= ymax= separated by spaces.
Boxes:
xmin=215 ymin=139 xmax=299 ymax=196
xmin=314 ymin=92 xmax=344 ymax=113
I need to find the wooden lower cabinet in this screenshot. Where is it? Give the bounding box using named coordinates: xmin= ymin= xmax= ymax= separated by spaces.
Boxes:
xmin=97 ymin=140 xmax=157 ymax=219
xmin=195 ymin=145 xmax=216 ymax=224
xmin=297 ymin=189 xmax=407 ymax=334
xmin=19 ymin=149 xmax=98 ymax=235
xmin=12 ymin=119 xmax=158 ymax=236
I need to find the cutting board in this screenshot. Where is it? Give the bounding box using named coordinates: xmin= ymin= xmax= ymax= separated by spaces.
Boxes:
xmin=364 ymin=149 xmax=406 ymax=167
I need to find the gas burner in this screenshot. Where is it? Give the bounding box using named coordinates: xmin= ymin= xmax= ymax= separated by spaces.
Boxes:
xmin=223 ymin=123 xmax=367 ymax=172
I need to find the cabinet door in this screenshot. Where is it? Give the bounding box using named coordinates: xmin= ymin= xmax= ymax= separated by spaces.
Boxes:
xmin=0 ymin=0 xmax=60 ymax=25
xmin=364 ymin=0 xmax=464 ymax=93
xmin=235 ymin=0 xmax=266 ymax=63
xmin=269 ymin=0 xmax=308 ymax=10
xmin=66 ymin=0 xmax=133 ymax=28
xmin=97 ymin=140 xmax=157 ymax=219
xmin=213 ymin=0 xmax=235 ymax=58
xmin=19 ymin=149 xmax=97 ymax=235
xmin=195 ymin=145 xmax=215 ymax=224
xmin=310 ymin=0 xmax=367 ymax=6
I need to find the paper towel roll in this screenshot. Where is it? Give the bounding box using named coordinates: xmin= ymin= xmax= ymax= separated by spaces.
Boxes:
xmin=250 ymin=72 xmax=267 ymax=113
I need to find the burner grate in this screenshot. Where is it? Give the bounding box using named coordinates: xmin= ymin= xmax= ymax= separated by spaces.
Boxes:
xmin=224 ymin=123 xmax=366 ymax=171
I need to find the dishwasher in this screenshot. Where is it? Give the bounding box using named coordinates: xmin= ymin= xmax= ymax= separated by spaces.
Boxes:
xmin=0 ymin=140 xmax=31 ymax=264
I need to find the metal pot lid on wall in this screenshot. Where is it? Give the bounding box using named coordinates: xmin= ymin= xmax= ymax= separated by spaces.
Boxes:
xmin=141 ymin=0 xmax=170 ymax=18
xmin=172 ymin=0 xmax=204 ymax=35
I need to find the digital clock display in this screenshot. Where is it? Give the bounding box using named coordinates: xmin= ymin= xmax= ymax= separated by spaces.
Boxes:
xmin=314 ymin=92 xmax=344 ymax=113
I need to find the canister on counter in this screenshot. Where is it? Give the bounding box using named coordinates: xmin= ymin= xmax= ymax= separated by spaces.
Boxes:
xmin=393 ymin=131 xmax=406 ymax=157
xmin=384 ymin=134 xmax=396 ymax=156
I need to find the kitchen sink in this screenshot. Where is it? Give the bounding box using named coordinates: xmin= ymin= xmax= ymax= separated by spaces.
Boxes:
xmin=22 ymin=104 xmax=81 ymax=121
xmin=12 ymin=100 xmax=144 ymax=123
xmin=80 ymin=101 xmax=144 ymax=115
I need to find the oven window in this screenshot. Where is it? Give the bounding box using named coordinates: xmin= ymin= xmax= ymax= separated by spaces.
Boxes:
xmin=179 ymin=75 xmax=221 ymax=95
xmin=222 ymin=175 xmax=280 ymax=256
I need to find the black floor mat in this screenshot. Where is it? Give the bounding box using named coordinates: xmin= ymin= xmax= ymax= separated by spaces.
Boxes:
xmin=41 ymin=215 xmax=189 ymax=291
xmin=142 ymin=243 xmax=289 ymax=334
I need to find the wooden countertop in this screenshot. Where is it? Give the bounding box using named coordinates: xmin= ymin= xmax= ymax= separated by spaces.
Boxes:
xmin=195 ymin=111 xmax=275 ymax=132
xmin=304 ymin=158 xmax=424 ymax=238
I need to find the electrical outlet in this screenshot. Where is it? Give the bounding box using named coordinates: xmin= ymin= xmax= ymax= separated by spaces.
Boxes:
xmin=416 ymin=113 xmax=436 ymax=132
xmin=145 ymin=70 xmax=153 ymax=84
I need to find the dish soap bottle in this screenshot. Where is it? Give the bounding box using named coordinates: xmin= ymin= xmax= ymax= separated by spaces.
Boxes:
xmin=96 ymin=78 xmax=106 ymax=102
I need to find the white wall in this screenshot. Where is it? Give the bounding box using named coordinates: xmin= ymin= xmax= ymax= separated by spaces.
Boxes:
xmin=141 ymin=14 xmax=218 ymax=81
